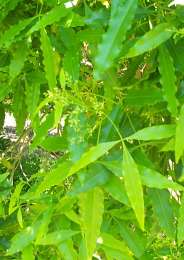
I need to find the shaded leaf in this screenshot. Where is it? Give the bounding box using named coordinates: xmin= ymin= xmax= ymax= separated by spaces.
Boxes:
xmin=158 ymin=44 xmax=178 ymax=116
xmin=40 ymin=29 xmax=56 ymax=91
xmin=149 ymin=189 xmax=176 ymax=239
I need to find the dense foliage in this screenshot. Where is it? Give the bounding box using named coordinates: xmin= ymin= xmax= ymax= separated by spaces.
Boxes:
xmin=0 ymin=0 xmax=184 ymax=259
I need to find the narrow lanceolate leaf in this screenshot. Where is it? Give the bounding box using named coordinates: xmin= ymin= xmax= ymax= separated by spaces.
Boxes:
xmin=40 ymin=29 xmax=56 ymax=91
xmin=158 ymin=44 xmax=178 ymax=116
xmin=63 ymin=49 xmax=80 ymax=81
xmin=127 ymin=23 xmax=174 ymax=58
xmin=98 ymin=232 xmax=132 ymax=257
xmin=122 ymin=145 xmax=144 ymax=230
xmin=124 ymin=87 xmax=163 ymax=107
xmin=177 ymin=193 xmax=184 ymax=245
xmin=94 ymin=0 xmax=137 ymax=79
xmin=79 ymin=187 xmax=104 ymax=259
xmin=28 ymin=5 xmax=69 ymax=34
xmin=25 ymin=83 xmax=40 ymax=119
xmin=13 ymin=84 xmax=27 ymax=134
xmin=126 ymin=124 xmax=175 ymax=141
xmin=9 ymin=182 xmax=24 ymax=215
xmin=9 ymin=41 xmax=28 ymax=82
xmin=102 ymin=161 xmax=184 ymax=191
xmin=0 ymin=17 xmax=35 ymax=48
xmin=149 ymin=189 xmax=175 ymax=239
xmin=175 ymin=105 xmax=184 ymax=162
xmin=36 ymin=161 xmax=71 ymax=195
xmin=69 ymin=141 xmax=120 ymax=176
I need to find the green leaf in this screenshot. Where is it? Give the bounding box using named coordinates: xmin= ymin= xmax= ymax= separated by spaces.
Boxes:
xmin=58 ymin=240 xmax=78 ymax=260
xmin=125 ymin=124 xmax=175 ymax=141
xmin=175 ymin=105 xmax=184 ymax=162
xmin=0 ymin=83 xmax=12 ymax=102
xmin=7 ymin=209 xmax=54 ymax=255
xmin=122 ymin=145 xmax=144 ymax=230
xmin=40 ymin=29 xmax=57 ymax=91
xmin=40 ymin=136 xmax=67 ymax=152
xmin=103 ymin=174 xmax=130 ymax=206
xmin=12 ymin=83 xmax=27 ymax=134
xmin=35 ymin=207 xmax=53 ymax=244
xmin=36 ymin=161 xmax=71 ymax=195
xmin=119 ymin=222 xmax=147 ymax=258
xmin=69 ymin=141 xmax=119 ymax=176
xmin=149 ymin=189 xmax=176 ymax=239
xmin=25 ymin=83 xmax=40 ymax=119
xmin=63 ymin=48 xmax=80 ymax=82
xmin=158 ymin=44 xmax=178 ymax=116
xmin=177 ymin=193 xmax=184 ymax=245
xmin=98 ymin=232 xmax=132 ymax=256
xmin=37 ymin=230 xmax=79 ymax=245
xmin=31 ymin=111 xmax=55 ymax=150
xmin=102 ymin=160 xmax=183 ymax=191
xmin=21 ymin=245 xmax=34 ymax=260
xmin=139 ymin=166 xmax=184 ymax=191
xmin=28 ymin=5 xmax=69 ymax=34
xmin=9 ymin=181 xmax=24 ymax=215
xmin=0 ymin=172 xmax=9 ymax=183
xmin=79 ymin=187 xmax=104 ymax=259
xmin=0 ymin=0 xmax=22 ymax=23
xmin=124 ymin=86 xmax=163 ymax=107
xmin=94 ymin=0 xmax=137 ymax=79
xmin=127 ymin=23 xmax=174 ymax=58
xmin=9 ymin=41 xmax=28 ymax=82
xmin=0 ymin=17 xmax=34 ymax=48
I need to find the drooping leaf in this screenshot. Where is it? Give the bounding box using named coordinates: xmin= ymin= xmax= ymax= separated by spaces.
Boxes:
xmin=25 ymin=83 xmax=40 ymax=119
xmin=9 ymin=41 xmax=28 ymax=82
xmin=119 ymin=222 xmax=147 ymax=258
xmin=122 ymin=144 xmax=144 ymax=230
xmin=177 ymin=193 xmax=184 ymax=245
xmin=79 ymin=187 xmax=104 ymax=259
xmin=158 ymin=44 xmax=178 ymax=116
xmin=12 ymin=83 xmax=27 ymax=134
xmin=175 ymin=105 xmax=184 ymax=162
xmin=125 ymin=124 xmax=175 ymax=141
xmin=94 ymin=0 xmax=137 ymax=79
xmin=127 ymin=23 xmax=174 ymax=58
xmin=149 ymin=189 xmax=176 ymax=239
xmin=63 ymin=48 xmax=80 ymax=82
xmin=40 ymin=29 xmax=56 ymax=91
xmin=69 ymin=141 xmax=120 ymax=176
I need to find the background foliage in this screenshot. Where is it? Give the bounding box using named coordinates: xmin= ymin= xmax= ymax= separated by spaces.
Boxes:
xmin=0 ymin=0 xmax=184 ymax=259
